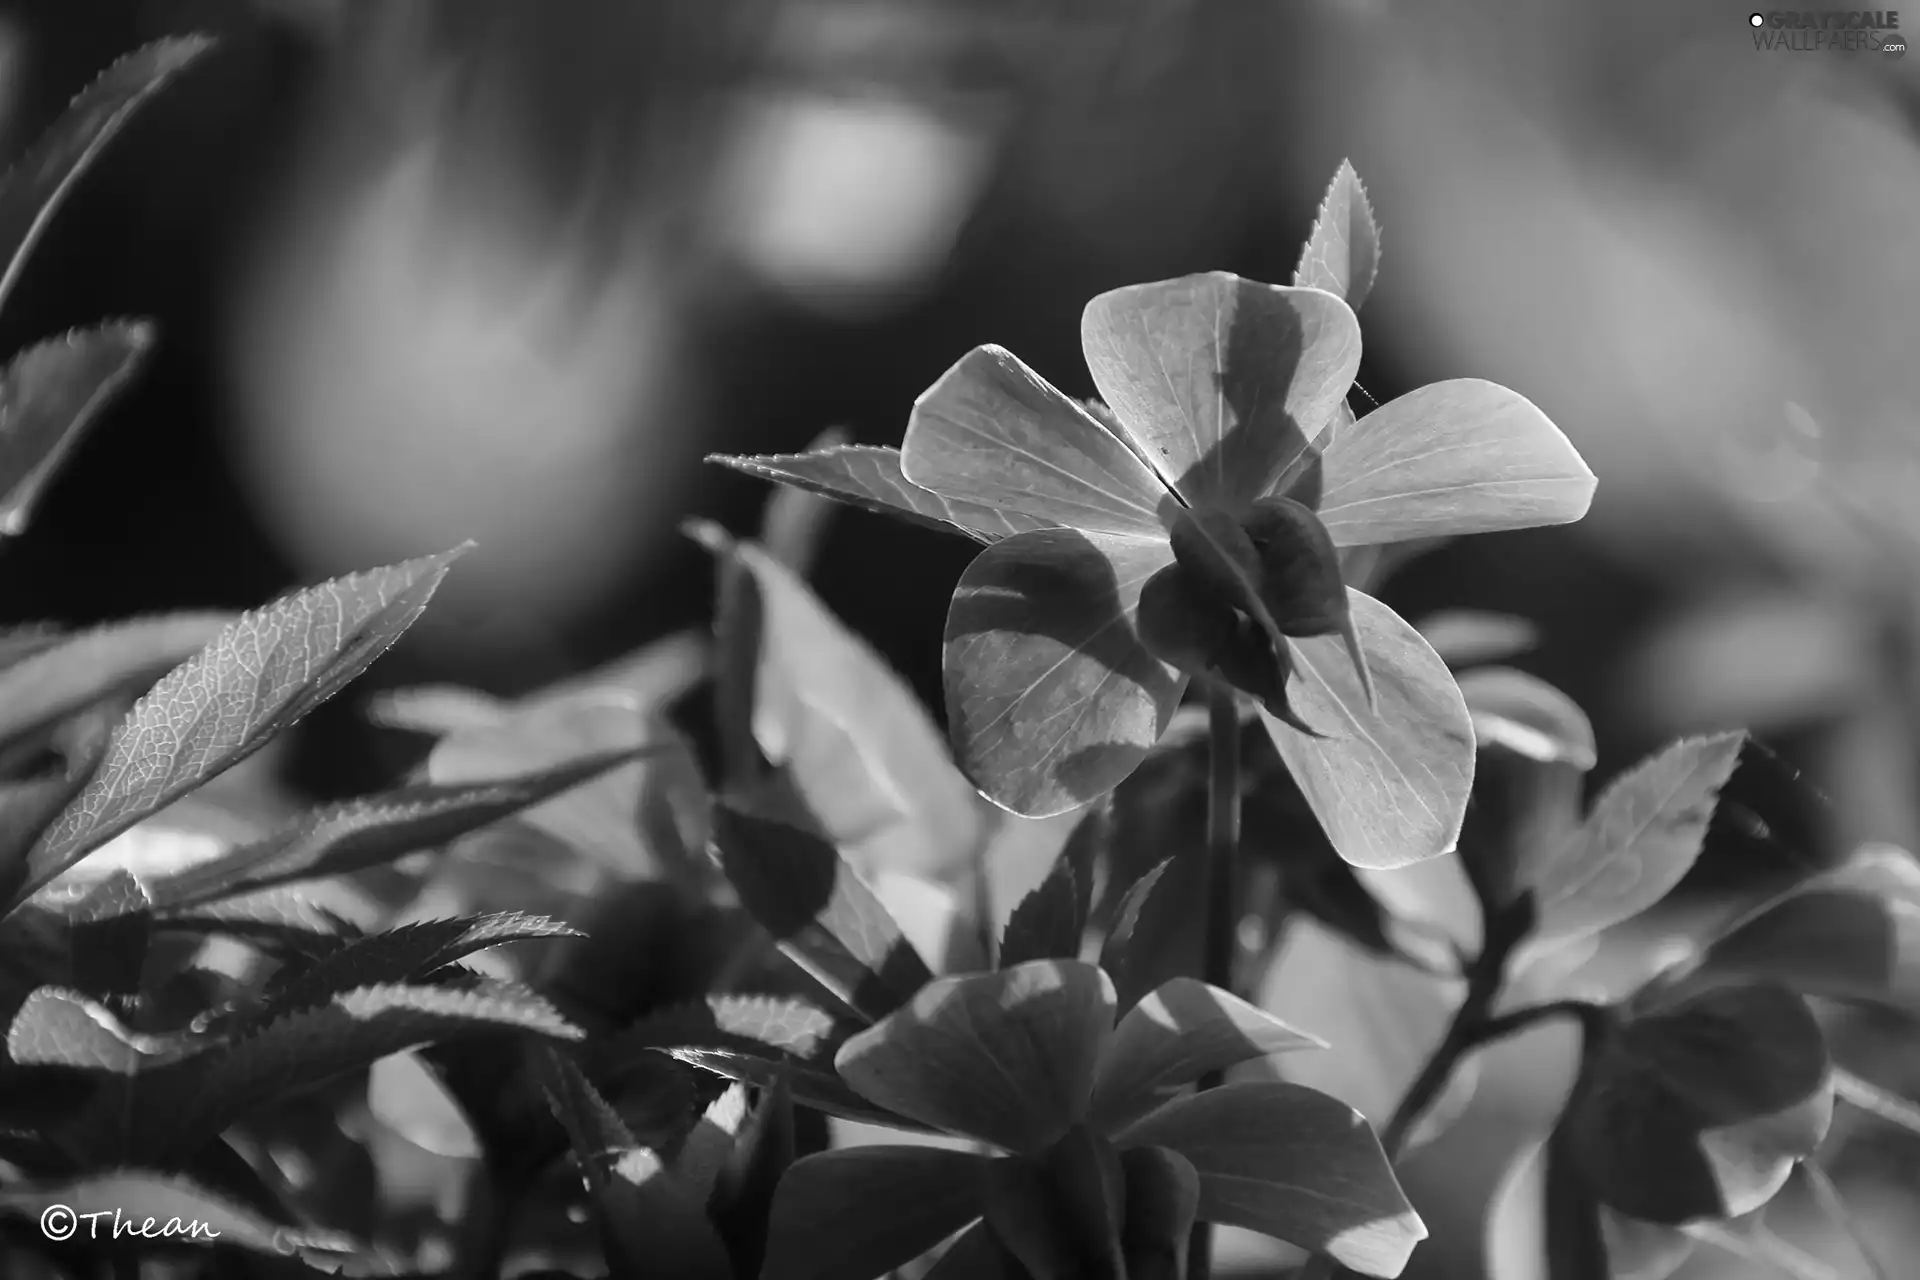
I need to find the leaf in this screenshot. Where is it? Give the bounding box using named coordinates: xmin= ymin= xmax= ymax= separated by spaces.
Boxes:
xmin=0 ymin=612 xmax=231 ymax=752
xmin=0 ymin=698 xmax=121 ymax=896
xmin=367 ymin=1049 xmax=481 ymax=1158
xmin=1315 ymin=380 xmax=1596 ymax=548
xmin=618 ymin=993 xmax=842 ymax=1061
xmin=1293 ymin=160 xmax=1382 ymax=311
xmin=8 ymin=986 xmax=188 ymax=1073
xmin=1485 ymin=1138 xmax=1693 ymax=1280
xmin=1119 ymin=1145 xmax=1201 ymax=1280
xmin=0 ymin=1168 xmax=356 ymax=1258
xmin=1416 ymin=610 xmax=1540 ymax=669
xmin=1261 ymin=589 xmax=1475 ymax=869
xmin=158 ymin=883 xmax=377 ymax=958
xmin=261 ymin=914 xmax=580 ymax=1016
xmin=901 ymin=344 xmax=1173 ymax=537
xmin=365 ymin=684 xmax=508 ymax=736
xmin=709 ymin=1072 xmax=796 ymax=1278
xmin=20 ymin=549 xmax=468 ymax=903
xmin=1097 ymin=856 xmax=1181 ymax=1014
xmin=1114 ymin=1081 xmax=1424 ymax=1277
xmin=1532 ymin=733 xmax=1747 ymax=943
xmin=944 ymin=528 xmax=1186 ymax=818
xmin=710 ymin=804 xmax=935 ymax=1021
xmin=66 ymin=868 xmax=152 ymax=995
xmin=699 ymin=526 xmax=987 ymax=880
xmin=834 ymin=960 xmax=1115 ymax=1154
xmin=1457 ymin=667 xmax=1597 ymax=770
xmin=0 ymin=36 xmax=215 ymax=317
xmin=762 ymin=1146 xmax=991 ymax=1280
xmin=0 ymin=624 xmax=68 ymax=672
xmin=94 ymin=981 xmax=581 ymax=1166
xmin=0 ymin=325 xmax=153 ymax=537
xmin=761 ymin=424 xmax=851 ymax=575
xmin=1081 ymin=273 xmax=1363 ymax=513
xmin=535 ymin=1046 xmax=733 ymax=1280
xmin=151 ymin=751 xmax=641 ymax=910
xmin=998 ymin=818 xmax=1095 ymax=967
xmin=1681 ymin=885 xmax=1920 ymax=1011
xmin=669 ymin=1047 xmax=912 ymax=1130
xmin=925 ymin=1221 xmax=1021 ymax=1280
xmin=714 ymin=444 xmax=1059 ymax=544
xmin=1090 ymin=978 xmax=1323 ymax=1132
xmin=1253 ymin=916 xmax=1477 ymax=1155
xmin=1563 ymin=983 xmax=1833 ymax=1224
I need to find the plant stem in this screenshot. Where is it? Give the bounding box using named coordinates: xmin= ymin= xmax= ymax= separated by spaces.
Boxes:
xmin=1187 ymin=680 xmax=1245 ymax=1280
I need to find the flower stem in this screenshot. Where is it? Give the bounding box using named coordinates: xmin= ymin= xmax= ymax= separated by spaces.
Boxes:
xmin=1188 ymin=680 xmax=1245 ymax=1280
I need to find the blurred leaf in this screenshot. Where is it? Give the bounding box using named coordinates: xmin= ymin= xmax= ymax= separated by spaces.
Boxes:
xmin=945 ymin=528 xmax=1185 ymax=818
xmin=761 ymin=1146 xmax=990 ymax=1280
xmin=367 ymin=1049 xmax=480 ymax=1159
xmin=20 ymin=549 xmax=468 ymax=904
xmin=364 ymin=685 xmax=508 ymax=736
xmin=0 ymin=36 xmax=215 ymax=317
xmin=1080 ymin=274 xmax=1361 ymax=512
xmin=1294 ymin=160 xmax=1381 ymax=312
xmin=1485 ymin=1136 xmax=1692 ymax=1280
xmin=1090 ymin=978 xmax=1323 ymax=1133
xmin=998 ymin=815 xmax=1095 ymax=967
xmin=8 ymin=986 xmax=187 ymax=1072
xmin=1457 ymin=667 xmax=1597 ymax=770
xmin=834 ymin=960 xmax=1115 ymax=1154
xmin=0 ymin=699 xmax=120 ymax=895
xmin=1114 ymin=1081 xmax=1422 ymax=1277
xmin=1316 ymin=380 xmax=1595 ymax=548
xmin=1564 ymin=984 xmax=1832 ymax=1224
xmin=711 ymin=803 xmax=935 ymax=1022
xmin=0 ymin=325 xmax=152 ymax=537
xmin=761 ymin=424 xmax=850 ymax=576
xmin=1685 ymin=886 xmax=1920 ymax=1010
xmin=1831 ymin=1067 xmax=1920 ymax=1139
xmin=1262 ymin=589 xmax=1475 ymax=870
xmin=1416 ymin=610 xmax=1540 ymax=669
xmin=714 ymin=443 xmax=1055 ymax=544
xmin=699 ymin=525 xmax=986 ymax=880
xmin=901 ymin=344 xmax=1171 ymax=536
xmin=0 ymin=624 xmax=67 ymax=672
xmin=0 ymin=1168 xmax=355 ymax=1258
xmin=1118 ymin=1145 xmax=1201 ymax=1280
xmin=0 ymin=612 xmax=230 ymax=752
xmin=260 ymin=913 xmax=579 ymax=1016
xmin=1532 ymin=733 xmax=1746 ymax=944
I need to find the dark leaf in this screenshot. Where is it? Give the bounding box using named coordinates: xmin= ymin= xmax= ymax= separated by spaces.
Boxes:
xmin=66 ymin=869 xmax=152 ymax=995
xmin=761 ymin=1146 xmax=990 ymax=1280
xmin=0 ymin=325 xmax=151 ymax=537
xmin=668 ymin=1047 xmax=913 ymax=1130
xmin=259 ymin=913 xmax=579 ymax=1016
xmin=1293 ymin=160 xmax=1382 ymax=311
xmin=998 ymin=815 xmax=1096 ymax=967
xmin=1097 ymin=856 xmax=1183 ymax=1014
xmin=709 ymin=1072 xmax=796 ymax=1277
xmin=1119 ymin=1145 xmax=1201 ymax=1280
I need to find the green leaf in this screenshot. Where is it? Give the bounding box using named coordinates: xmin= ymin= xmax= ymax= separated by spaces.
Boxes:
xmin=762 ymin=1146 xmax=991 ymax=1280
xmin=1415 ymin=610 xmax=1540 ymax=669
xmin=834 ymin=960 xmax=1115 ymax=1154
xmin=1114 ymin=1080 xmax=1424 ymax=1277
xmin=0 ymin=325 xmax=152 ymax=537
xmin=260 ymin=913 xmax=579 ymax=1015
xmin=1293 ymin=160 xmax=1382 ymax=311
xmin=1315 ymin=380 xmax=1595 ymax=548
xmin=20 ymin=550 xmax=468 ymax=903
xmin=0 ymin=36 xmax=214 ymax=317
xmin=1090 ymin=978 xmax=1323 ymax=1132
xmin=1080 ymin=273 xmax=1362 ymax=513
xmin=535 ymin=1046 xmax=733 ymax=1280
xmin=1261 ymin=589 xmax=1475 ymax=869
xmin=0 ymin=612 xmax=230 ymax=753
xmin=714 ymin=444 xmax=1058 ymax=544
xmin=998 ymin=818 xmax=1095 ymax=967
xmin=902 ymin=345 xmax=1173 ymax=537
xmin=151 ymin=750 xmax=641 ymax=910
xmin=1119 ymin=1145 xmax=1201 ymax=1280
xmin=699 ymin=526 xmax=987 ymax=880
xmin=1563 ymin=983 xmax=1833 ymax=1224
xmin=1532 ymin=733 xmax=1747 ymax=943
xmin=945 ymin=528 xmax=1186 ymax=818
xmin=0 ymin=1168 xmax=356 ymax=1258
xmin=8 ymin=986 xmax=189 ymax=1073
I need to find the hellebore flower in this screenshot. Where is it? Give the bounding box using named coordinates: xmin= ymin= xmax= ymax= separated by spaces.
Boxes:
xmin=761 ymin=959 xmax=1426 ymax=1280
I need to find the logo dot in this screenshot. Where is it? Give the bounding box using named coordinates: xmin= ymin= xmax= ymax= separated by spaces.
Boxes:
xmin=1749 ymin=11 xmax=1765 ymax=25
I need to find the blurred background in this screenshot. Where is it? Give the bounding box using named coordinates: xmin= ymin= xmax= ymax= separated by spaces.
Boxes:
xmin=2 ymin=0 xmax=1919 ymax=1274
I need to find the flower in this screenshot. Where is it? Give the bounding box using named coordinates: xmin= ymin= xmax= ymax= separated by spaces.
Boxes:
xmin=718 ymin=272 xmax=1593 ymax=869
xmin=760 ymin=958 xmax=1426 ymax=1280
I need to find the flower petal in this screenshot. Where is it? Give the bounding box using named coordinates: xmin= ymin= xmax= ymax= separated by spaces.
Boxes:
xmin=1262 ymin=590 xmax=1474 ymax=869
xmin=762 ymin=1146 xmax=991 ymax=1280
xmin=902 ymin=345 xmax=1172 ymax=537
xmin=1081 ymin=274 xmax=1361 ymax=513
xmin=835 ymin=960 xmax=1117 ymax=1154
xmin=1316 ymin=379 xmax=1595 ymax=547
xmin=945 ymin=529 xmax=1186 ymax=818
xmin=1090 ymin=978 xmax=1325 ymax=1132
xmin=1115 ymin=1081 xmax=1424 ymax=1277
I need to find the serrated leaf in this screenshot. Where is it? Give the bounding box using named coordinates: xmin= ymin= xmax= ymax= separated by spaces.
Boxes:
xmin=714 ymin=444 xmax=1057 ymax=544
xmin=7 ymin=986 xmax=190 ymax=1073
xmin=158 ymin=882 xmax=377 ymax=959
xmin=699 ymin=526 xmax=987 ymax=880
xmin=0 ymin=1168 xmax=357 ymax=1258
xmin=260 ymin=913 xmax=579 ymax=1017
xmin=1563 ymin=983 xmax=1832 ymax=1224
xmin=20 ymin=550 xmax=468 ymax=903
xmin=762 ymin=1145 xmax=991 ymax=1280
xmin=834 ymin=960 xmax=1114 ymax=1155
xmin=1261 ymin=589 xmax=1475 ymax=869
xmin=0 ymin=325 xmax=153 ymax=537
xmin=618 ymin=993 xmax=841 ymax=1060
xmin=1115 ymin=1081 xmax=1424 ymax=1277
xmin=944 ymin=528 xmax=1187 ymax=818
xmin=1532 ymin=733 xmax=1747 ymax=944
xmin=0 ymin=36 xmax=215 ymax=317
xmin=1416 ymin=610 xmax=1540 ymax=669
xmin=998 ymin=816 xmax=1095 ymax=967
xmin=1080 ymin=273 xmax=1363 ymax=513
xmin=1097 ymin=856 xmax=1180 ymax=1014
xmin=1294 ymin=160 xmax=1381 ymax=311
xmin=152 ymin=749 xmax=642 ymax=910
xmin=710 ymin=804 xmax=934 ymax=1022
